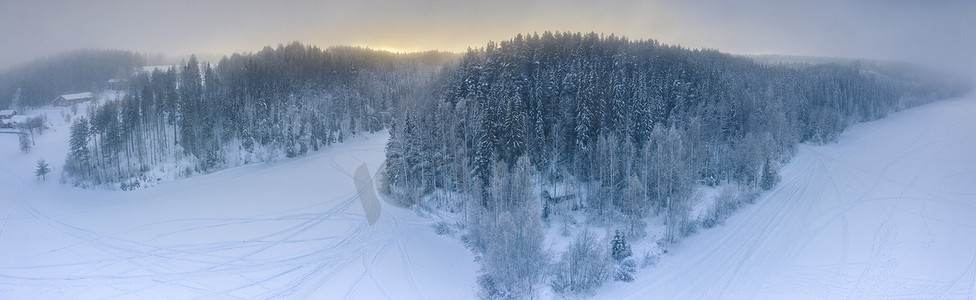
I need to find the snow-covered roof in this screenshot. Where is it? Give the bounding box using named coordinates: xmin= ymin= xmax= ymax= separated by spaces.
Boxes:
xmin=0 ymin=109 xmax=14 ymax=116
xmin=107 ymin=78 xmax=123 ymax=83
xmin=60 ymin=92 xmax=93 ymax=100
xmin=8 ymin=115 xmax=30 ymax=124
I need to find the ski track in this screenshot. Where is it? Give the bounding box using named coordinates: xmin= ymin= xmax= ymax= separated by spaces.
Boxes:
xmin=4 ymin=95 xmax=974 ymax=299
xmin=604 ymin=96 xmax=976 ymax=299
xmin=0 ymin=131 xmax=476 ymax=299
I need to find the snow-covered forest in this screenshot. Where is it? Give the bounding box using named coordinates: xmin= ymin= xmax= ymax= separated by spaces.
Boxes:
xmin=57 ymin=43 xmax=455 ymax=188
xmin=380 ymin=32 xmax=969 ymax=297
xmin=1 ymin=31 xmax=971 ymax=299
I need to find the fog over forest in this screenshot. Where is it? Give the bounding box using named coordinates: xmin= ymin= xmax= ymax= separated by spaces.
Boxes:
xmin=1 ymin=0 xmax=974 ymax=78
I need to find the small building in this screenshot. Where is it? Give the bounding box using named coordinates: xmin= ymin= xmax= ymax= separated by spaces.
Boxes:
xmin=6 ymin=115 xmax=31 ymax=128
xmin=52 ymin=92 xmax=93 ymax=107
xmin=8 ymin=115 xmax=31 ymax=126
xmin=0 ymin=109 xmax=15 ymax=119
xmin=107 ymin=78 xmax=126 ymax=90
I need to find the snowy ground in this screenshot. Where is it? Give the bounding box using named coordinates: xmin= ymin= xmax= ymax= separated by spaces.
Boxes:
xmin=3 ymin=94 xmax=974 ymax=299
xmin=0 ymin=104 xmax=476 ymax=299
xmin=601 ymin=95 xmax=976 ymax=299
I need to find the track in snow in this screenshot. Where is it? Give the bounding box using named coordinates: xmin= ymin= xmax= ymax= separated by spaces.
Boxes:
xmin=0 ymin=131 xmax=476 ymax=299
xmin=602 ymin=96 xmax=976 ymax=299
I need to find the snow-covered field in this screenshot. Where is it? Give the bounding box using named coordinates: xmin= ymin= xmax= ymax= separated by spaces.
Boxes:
xmin=0 ymin=104 xmax=476 ymax=298
xmin=2 ymin=93 xmax=974 ymax=299
xmin=602 ymin=95 xmax=976 ymax=299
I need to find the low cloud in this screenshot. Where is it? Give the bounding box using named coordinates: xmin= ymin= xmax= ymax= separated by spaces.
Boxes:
xmin=1 ymin=0 xmax=973 ymax=78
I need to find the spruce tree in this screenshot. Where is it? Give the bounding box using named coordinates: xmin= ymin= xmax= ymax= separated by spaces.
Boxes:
xmin=611 ymin=230 xmax=632 ymax=261
xmin=760 ymin=159 xmax=780 ymax=190
xmin=64 ymin=117 xmax=91 ymax=181
xmin=19 ymin=133 xmax=31 ymax=153
xmin=35 ymin=159 xmax=50 ymax=180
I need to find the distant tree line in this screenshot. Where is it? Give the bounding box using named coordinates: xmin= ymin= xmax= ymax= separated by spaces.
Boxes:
xmin=381 ymin=32 xmax=969 ymax=297
xmin=62 ymin=43 xmax=455 ymax=187
xmin=30 ymin=34 xmax=970 ymax=297
xmin=0 ymin=50 xmax=145 ymax=110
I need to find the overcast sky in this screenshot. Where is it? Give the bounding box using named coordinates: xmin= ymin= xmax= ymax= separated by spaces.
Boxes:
xmin=1 ymin=0 xmax=974 ymax=77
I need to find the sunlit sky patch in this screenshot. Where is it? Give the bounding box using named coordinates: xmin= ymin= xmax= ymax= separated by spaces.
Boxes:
xmin=1 ymin=0 xmax=974 ymax=77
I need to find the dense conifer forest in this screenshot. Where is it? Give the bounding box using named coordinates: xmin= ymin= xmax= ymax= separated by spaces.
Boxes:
xmin=3 ymin=32 xmax=968 ymax=298
xmin=380 ymin=32 xmax=968 ymax=297
xmin=57 ymin=43 xmax=455 ymax=187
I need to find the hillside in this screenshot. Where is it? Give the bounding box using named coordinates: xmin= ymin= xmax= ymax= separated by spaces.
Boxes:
xmin=0 ymin=37 xmax=972 ymax=298
xmin=3 ymin=89 xmax=973 ymax=299
xmin=0 ymin=101 xmax=477 ymax=299
xmin=381 ymin=33 xmax=969 ymax=297
xmin=602 ymin=94 xmax=976 ymax=299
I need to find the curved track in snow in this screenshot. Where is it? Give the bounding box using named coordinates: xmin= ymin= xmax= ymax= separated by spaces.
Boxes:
xmin=602 ymin=96 xmax=976 ymax=299
xmin=0 ymin=131 xmax=476 ymax=299
xmin=3 ymin=95 xmax=975 ymax=299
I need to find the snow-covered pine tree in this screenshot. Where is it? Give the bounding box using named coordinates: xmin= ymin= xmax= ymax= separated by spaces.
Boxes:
xmin=502 ymin=96 xmax=526 ymax=166
xmin=760 ymin=159 xmax=780 ymax=190
xmin=611 ymin=230 xmax=636 ymax=282
xmin=35 ymin=159 xmax=50 ymax=180
xmin=472 ymin=120 xmax=495 ymax=202
xmin=64 ymin=117 xmax=92 ymax=183
xmin=611 ymin=230 xmax=632 ymax=261
xmin=178 ymin=55 xmax=203 ymax=157
xmin=18 ymin=133 xmax=31 ymax=153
